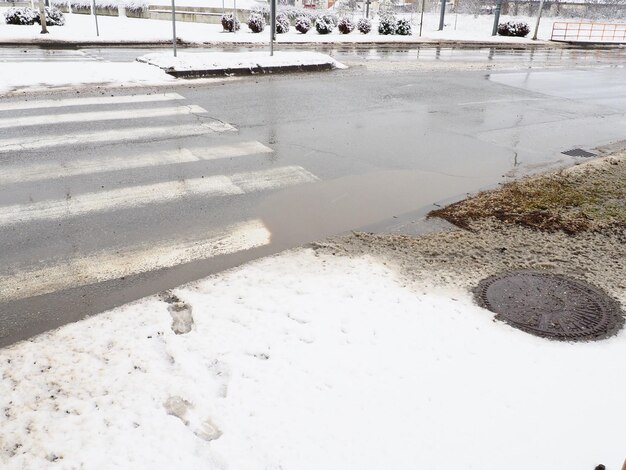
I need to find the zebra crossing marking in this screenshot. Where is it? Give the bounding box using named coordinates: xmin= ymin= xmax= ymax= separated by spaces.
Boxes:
xmin=0 ymin=93 xmax=185 ymax=113
xmin=0 ymin=219 xmax=271 ymax=302
xmin=0 ymin=141 xmax=274 ymax=185
xmin=0 ymin=104 xmax=208 ymax=129
xmin=0 ymin=166 xmax=318 ymax=226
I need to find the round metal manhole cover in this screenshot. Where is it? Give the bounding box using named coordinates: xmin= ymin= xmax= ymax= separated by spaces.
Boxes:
xmin=475 ymin=271 xmax=624 ymax=341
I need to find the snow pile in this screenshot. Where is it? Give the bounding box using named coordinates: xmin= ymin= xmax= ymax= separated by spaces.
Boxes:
xmin=0 ymin=248 xmax=624 ymax=469
xmin=137 ymin=51 xmax=347 ymax=72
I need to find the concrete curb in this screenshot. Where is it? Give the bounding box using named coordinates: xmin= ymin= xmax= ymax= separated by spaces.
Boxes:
xmin=165 ymin=62 xmax=336 ymax=78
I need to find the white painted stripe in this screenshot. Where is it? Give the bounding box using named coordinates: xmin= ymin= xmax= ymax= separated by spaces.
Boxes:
xmin=0 ymin=166 xmax=318 ymax=226
xmin=0 ymin=104 xmax=208 ymax=129
xmin=0 ymin=219 xmax=271 ymax=302
xmin=232 ymin=166 xmax=320 ymax=192
xmin=457 ymin=98 xmax=545 ymax=106
xmin=0 ymin=141 xmax=273 ymax=185
xmin=0 ymin=93 xmax=185 ymax=112
xmin=0 ymin=176 xmax=243 ymax=226
xmin=0 ymin=122 xmax=236 ymax=153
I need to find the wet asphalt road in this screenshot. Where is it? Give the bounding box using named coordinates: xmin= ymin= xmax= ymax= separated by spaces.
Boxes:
xmin=1 ymin=46 xmax=626 ymax=346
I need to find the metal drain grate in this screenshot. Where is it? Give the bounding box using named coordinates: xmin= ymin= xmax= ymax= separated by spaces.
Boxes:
xmin=475 ymin=271 xmax=624 ymax=341
xmin=562 ymin=148 xmax=596 ymax=158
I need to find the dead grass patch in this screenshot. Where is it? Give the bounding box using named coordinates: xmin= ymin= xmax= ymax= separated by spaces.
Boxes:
xmin=429 ymin=153 xmax=626 ymax=234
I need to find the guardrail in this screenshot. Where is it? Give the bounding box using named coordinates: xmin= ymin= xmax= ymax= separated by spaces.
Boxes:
xmin=551 ymin=21 xmax=626 ymax=43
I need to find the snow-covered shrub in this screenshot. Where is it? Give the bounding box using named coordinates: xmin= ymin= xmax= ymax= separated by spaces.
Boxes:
xmin=221 ymin=13 xmax=240 ymax=32
xmin=315 ymin=11 xmax=337 ymax=25
xmin=378 ymin=15 xmax=396 ymax=34
xmin=337 ymin=17 xmax=354 ymax=34
xmin=295 ymin=15 xmax=312 ymax=33
xmin=497 ymin=21 xmax=530 ymax=37
xmin=278 ymin=6 xmax=313 ymax=21
xmin=276 ymin=12 xmax=290 ymax=33
xmin=124 ymin=0 xmax=148 ymax=13
xmin=357 ymin=17 xmax=371 ymax=34
xmin=33 ymin=7 xmax=65 ymax=26
xmin=395 ymin=18 xmax=411 ymax=35
xmin=247 ymin=13 xmax=265 ymax=33
xmin=251 ymin=5 xmax=269 ymax=17
xmin=4 ymin=7 xmax=37 ymax=25
xmin=315 ymin=14 xmax=335 ymax=34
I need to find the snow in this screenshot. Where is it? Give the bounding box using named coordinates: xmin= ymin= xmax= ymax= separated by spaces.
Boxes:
xmin=1 ymin=248 xmax=624 ymax=469
xmin=0 ymin=61 xmax=174 ymax=94
xmin=137 ymin=50 xmax=347 ymax=71
xmin=0 ymin=10 xmax=562 ymax=44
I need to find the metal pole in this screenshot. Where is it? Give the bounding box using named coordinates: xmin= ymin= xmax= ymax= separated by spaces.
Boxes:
xmin=491 ymin=0 xmax=502 ymax=36
xmin=270 ymin=0 xmax=276 ymax=56
xmin=419 ymin=0 xmax=425 ymax=36
xmin=365 ymin=0 xmax=370 ymax=18
xmin=38 ymin=0 xmax=48 ymax=34
xmin=91 ymin=0 xmax=99 ymax=36
xmin=532 ymin=0 xmax=545 ymax=40
xmin=233 ymin=0 xmax=237 ymax=34
xmin=438 ymin=0 xmax=446 ymax=30
xmin=171 ymin=0 xmax=177 ymax=56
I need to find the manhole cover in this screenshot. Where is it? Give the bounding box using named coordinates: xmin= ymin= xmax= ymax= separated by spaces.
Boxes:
xmin=475 ymin=271 xmax=624 ymax=341
xmin=562 ymin=148 xmax=596 ymax=158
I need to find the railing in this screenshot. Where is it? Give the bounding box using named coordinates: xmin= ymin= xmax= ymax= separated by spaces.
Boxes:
xmin=551 ymin=22 xmax=626 ymax=43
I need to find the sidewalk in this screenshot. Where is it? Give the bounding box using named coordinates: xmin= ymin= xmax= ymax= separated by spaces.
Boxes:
xmin=0 ymin=153 xmax=624 ymax=469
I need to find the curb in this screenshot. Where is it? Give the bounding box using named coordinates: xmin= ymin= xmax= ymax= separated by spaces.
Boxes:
xmin=165 ymin=62 xmax=335 ymax=78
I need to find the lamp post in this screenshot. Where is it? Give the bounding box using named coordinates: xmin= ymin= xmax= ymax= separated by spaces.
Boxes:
xmin=171 ymin=0 xmax=177 ymax=56
xmin=491 ymin=0 xmax=502 ymax=35
xmin=270 ymin=0 xmax=276 ymax=56
xmin=532 ymin=0 xmax=546 ymax=40
xmin=438 ymin=0 xmax=446 ymax=30
xmin=38 ymin=0 xmax=48 ymax=34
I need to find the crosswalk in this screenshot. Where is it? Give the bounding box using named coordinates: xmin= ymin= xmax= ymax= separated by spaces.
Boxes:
xmin=0 ymin=92 xmax=319 ymax=303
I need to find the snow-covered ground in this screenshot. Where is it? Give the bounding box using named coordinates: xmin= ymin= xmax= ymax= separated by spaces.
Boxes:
xmin=1 ymin=248 xmax=624 ymax=469
xmin=0 ymin=61 xmax=174 ymax=95
xmin=0 ymin=10 xmax=560 ymax=43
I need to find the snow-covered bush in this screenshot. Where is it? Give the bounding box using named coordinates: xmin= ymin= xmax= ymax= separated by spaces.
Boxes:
xmin=276 ymin=12 xmax=290 ymax=33
xmin=357 ymin=17 xmax=371 ymax=34
xmin=395 ymin=18 xmax=411 ymax=35
xmin=278 ymin=6 xmax=313 ymax=21
xmin=247 ymin=13 xmax=265 ymax=33
xmin=221 ymin=13 xmax=240 ymax=32
xmin=378 ymin=15 xmax=396 ymax=35
xmin=337 ymin=17 xmax=354 ymax=34
xmin=33 ymin=7 xmax=65 ymax=26
xmin=251 ymin=5 xmax=269 ymax=17
xmin=124 ymin=0 xmax=148 ymax=13
xmin=316 ymin=11 xmax=338 ymax=25
xmin=295 ymin=15 xmax=312 ymax=33
xmin=497 ymin=21 xmax=530 ymax=37
xmin=4 ymin=7 xmax=37 ymax=25
xmin=315 ymin=14 xmax=335 ymax=34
